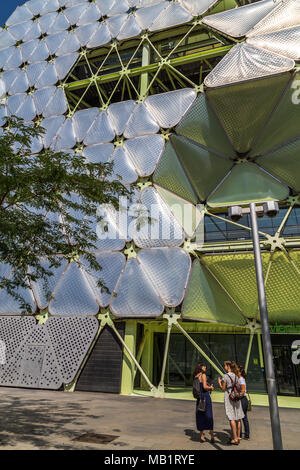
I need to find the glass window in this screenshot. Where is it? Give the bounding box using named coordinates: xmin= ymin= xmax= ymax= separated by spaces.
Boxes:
xmin=235 ymin=335 xmax=266 ymax=393
xmin=168 ymin=334 xmax=186 ymax=386
xmin=204 ymin=207 xmax=300 ymax=243
xmin=185 ymin=334 xmax=211 ymax=386
xmin=152 ymin=332 xmax=288 ymax=395
xmin=207 ymin=334 xmax=236 ymax=385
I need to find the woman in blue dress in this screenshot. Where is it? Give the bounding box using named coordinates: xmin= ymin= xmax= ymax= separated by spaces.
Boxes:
xmin=194 ymin=362 xmax=214 ymax=443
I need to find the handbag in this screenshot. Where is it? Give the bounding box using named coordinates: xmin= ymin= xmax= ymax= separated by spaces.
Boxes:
xmin=197 ymin=396 xmax=206 ymax=412
xmin=227 ymin=373 xmax=243 ymax=401
xmin=193 ymin=378 xmax=206 ymax=412
xmin=247 ymin=393 xmax=252 ymax=412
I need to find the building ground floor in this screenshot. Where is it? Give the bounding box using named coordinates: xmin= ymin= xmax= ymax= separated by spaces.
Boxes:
xmin=0 ymin=317 xmax=299 ymax=406
xmin=73 ymin=320 xmax=300 ymax=403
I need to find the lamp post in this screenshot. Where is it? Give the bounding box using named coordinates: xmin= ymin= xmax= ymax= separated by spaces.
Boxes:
xmin=229 ymin=201 xmax=283 ymax=450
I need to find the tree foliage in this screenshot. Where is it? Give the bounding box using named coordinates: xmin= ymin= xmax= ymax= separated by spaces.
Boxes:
xmin=0 ymin=116 xmax=129 ymax=312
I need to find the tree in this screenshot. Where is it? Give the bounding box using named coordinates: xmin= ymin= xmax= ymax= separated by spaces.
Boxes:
xmin=0 ymin=116 xmax=129 ymax=312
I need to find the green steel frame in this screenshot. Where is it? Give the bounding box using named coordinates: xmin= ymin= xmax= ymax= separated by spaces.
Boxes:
xmin=49 ymin=0 xmax=300 ymax=397
xmin=120 ymin=316 xmax=263 ymax=397
xmin=61 ymin=20 xmax=234 ymax=113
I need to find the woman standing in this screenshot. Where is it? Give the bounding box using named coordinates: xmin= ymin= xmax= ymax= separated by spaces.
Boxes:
xmin=218 ymin=361 xmax=244 ymax=446
xmin=238 ymin=365 xmax=250 ymax=440
xmin=193 ymin=362 xmax=214 ymax=443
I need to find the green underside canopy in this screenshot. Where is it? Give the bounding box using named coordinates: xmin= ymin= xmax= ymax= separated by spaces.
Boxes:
xmin=182 ymin=259 xmax=246 ymax=326
xmin=175 ymin=92 xmax=236 ymax=158
xmin=207 ymin=162 xmax=289 ymax=208
xmin=201 ymin=252 xmax=269 ymax=320
xmin=257 ymin=137 xmax=300 ymax=192
xmin=154 ymin=185 xmax=204 ymax=238
xmin=264 ymin=250 xmax=300 ymax=323
xmin=170 ymin=134 xmax=233 ymax=202
xmin=153 ymin=141 xmax=198 ymax=204
xmin=206 ymin=72 xmax=292 ymax=154
xmin=250 ymin=71 xmax=300 ymax=156
xmin=154 ymin=74 xmax=296 ymax=208
xmin=199 ymin=251 xmax=300 ymax=324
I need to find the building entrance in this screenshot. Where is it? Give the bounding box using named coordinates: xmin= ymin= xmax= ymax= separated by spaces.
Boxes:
xmin=153 ymin=333 xmax=266 ymax=394
xmin=153 ymin=333 xmax=300 ymax=397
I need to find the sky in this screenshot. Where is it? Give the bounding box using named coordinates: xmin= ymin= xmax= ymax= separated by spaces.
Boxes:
xmin=0 ymin=0 xmax=25 ymax=27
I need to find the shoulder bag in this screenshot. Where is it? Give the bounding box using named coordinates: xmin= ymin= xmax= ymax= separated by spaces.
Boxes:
xmin=193 ymin=377 xmax=206 ymax=412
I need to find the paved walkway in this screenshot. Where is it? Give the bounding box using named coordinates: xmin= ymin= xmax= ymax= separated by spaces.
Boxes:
xmin=0 ymin=387 xmax=299 ymax=450
xmin=134 ymin=387 xmax=300 ymax=409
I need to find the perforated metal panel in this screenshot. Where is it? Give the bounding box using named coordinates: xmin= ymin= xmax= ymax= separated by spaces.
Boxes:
xmin=18 ymin=326 xmax=62 ymax=389
xmin=0 ymin=317 xmax=36 ymax=362
xmin=257 ymin=138 xmax=300 ymax=192
xmin=46 ymin=317 xmax=99 ymax=383
xmin=201 ymin=250 xmax=300 ymax=323
xmin=170 ymin=134 xmax=233 ymax=202
xmin=153 ymin=141 xmax=198 ymax=205
xmin=0 ymin=317 xmax=98 ymax=389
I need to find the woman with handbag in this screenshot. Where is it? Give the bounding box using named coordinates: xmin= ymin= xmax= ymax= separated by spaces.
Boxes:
xmin=218 ymin=361 xmax=244 ymax=446
xmin=238 ymin=365 xmax=250 ymax=440
xmin=193 ymin=362 xmax=214 ymax=443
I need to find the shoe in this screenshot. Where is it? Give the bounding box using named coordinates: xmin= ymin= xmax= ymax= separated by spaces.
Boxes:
xmin=228 ymin=439 xmax=239 ymax=445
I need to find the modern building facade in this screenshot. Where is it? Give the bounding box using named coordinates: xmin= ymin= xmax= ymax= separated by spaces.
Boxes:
xmin=0 ymin=0 xmax=300 ymax=399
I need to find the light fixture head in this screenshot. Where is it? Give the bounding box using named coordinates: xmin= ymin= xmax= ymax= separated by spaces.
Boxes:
xmin=228 ymin=205 xmax=243 ymax=222
xmin=263 ymin=201 xmax=279 ymax=218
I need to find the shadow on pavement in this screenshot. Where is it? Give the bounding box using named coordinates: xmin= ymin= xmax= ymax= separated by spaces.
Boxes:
xmin=184 ymin=428 xmax=232 ymax=450
xmin=0 ymin=396 xmax=91 ymax=449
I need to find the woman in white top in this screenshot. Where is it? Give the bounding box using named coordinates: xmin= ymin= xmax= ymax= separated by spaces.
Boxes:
xmin=238 ymin=365 xmax=250 ymax=440
xmin=218 ymin=361 xmax=244 ymax=446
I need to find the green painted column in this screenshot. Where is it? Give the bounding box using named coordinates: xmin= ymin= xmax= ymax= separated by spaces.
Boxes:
xmin=245 ymin=330 xmax=255 ymax=374
xmin=121 ymin=320 xmax=137 ymax=395
xmin=141 ymin=325 xmax=154 ymax=390
xmin=257 ymin=331 xmax=265 ymax=368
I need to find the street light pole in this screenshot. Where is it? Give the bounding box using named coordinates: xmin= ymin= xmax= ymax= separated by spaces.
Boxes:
xmin=249 ymin=202 xmax=283 ymax=450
